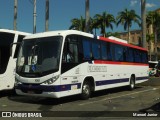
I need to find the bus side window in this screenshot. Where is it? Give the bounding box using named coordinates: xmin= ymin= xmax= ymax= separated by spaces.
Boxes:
xmin=134 ymin=50 xmax=141 ymax=63
xmin=0 ymin=32 xmax=15 ymax=74
xmin=77 ymin=36 xmax=84 ymax=63
xmin=69 ymin=43 xmax=78 ymax=63
xmin=92 ymin=40 xmax=100 ymax=60
xmin=123 ymin=47 xmax=127 ymax=61
xmin=62 ymin=36 xmax=78 ymax=63
xmin=82 ymin=39 xmax=91 ymax=60
xmin=101 ymin=42 xmax=107 ymax=60
xmin=61 ymin=35 xmax=81 ymax=74
xmin=107 ymin=43 xmax=113 ymax=61
xmin=114 ymin=44 xmax=124 ymax=61
xmin=126 ymin=48 xmax=134 ymax=62
xmin=141 ymin=51 xmax=148 ymax=63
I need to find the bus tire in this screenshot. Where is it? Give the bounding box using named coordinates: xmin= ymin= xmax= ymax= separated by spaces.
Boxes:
xmin=81 ymin=81 xmax=91 ymax=100
xmin=129 ymin=76 xmax=135 ymax=90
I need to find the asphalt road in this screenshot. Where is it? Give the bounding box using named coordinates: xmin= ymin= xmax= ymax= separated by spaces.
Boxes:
xmin=0 ymin=78 xmax=160 ymax=120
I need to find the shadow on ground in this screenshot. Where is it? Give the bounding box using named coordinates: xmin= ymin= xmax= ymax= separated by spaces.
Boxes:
xmin=0 ymin=90 xmax=16 ymax=98
xmin=139 ymin=101 xmax=160 ymax=113
xmin=6 ymin=86 xmax=143 ymax=106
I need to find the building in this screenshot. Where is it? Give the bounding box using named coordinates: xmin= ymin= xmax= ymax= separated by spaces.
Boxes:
xmin=118 ymin=8 xmax=160 ymax=60
xmin=119 ymin=30 xmax=142 ymax=46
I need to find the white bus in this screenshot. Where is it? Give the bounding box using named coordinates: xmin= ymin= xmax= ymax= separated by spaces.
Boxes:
xmin=15 ymin=30 xmax=148 ymax=99
xmin=0 ymin=29 xmax=30 ymax=91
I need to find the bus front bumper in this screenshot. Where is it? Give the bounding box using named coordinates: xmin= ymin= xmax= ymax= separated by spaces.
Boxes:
xmin=15 ymin=84 xmax=60 ymax=98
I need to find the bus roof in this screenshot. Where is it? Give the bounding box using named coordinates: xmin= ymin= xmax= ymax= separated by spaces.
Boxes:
xmin=24 ymin=30 xmax=94 ymax=39
xmin=99 ymin=36 xmax=147 ymax=51
xmin=108 ymin=36 xmax=128 ymax=43
xmin=23 ymin=30 xmax=147 ymax=51
xmin=0 ymin=29 xmax=31 ymax=35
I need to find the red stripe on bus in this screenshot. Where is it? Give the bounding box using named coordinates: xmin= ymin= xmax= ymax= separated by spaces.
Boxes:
xmin=99 ymin=37 xmax=147 ymax=51
xmin=94 ymin=60 xmax=149 ymax=66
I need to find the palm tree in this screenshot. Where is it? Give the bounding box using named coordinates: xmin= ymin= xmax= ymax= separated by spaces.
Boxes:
xmin=117 ymin=9 xmax=141 ymax=43
xmin=69 ymin=16 xmax=85 ymax=32
xmin=89 ymin=17 xmax=100 ymax=35
xmin=94 ymin=12 xmax=116 ymax=37
xmin=146 ymin=11 xmax=160 ymax=60
xmin=146 ymin=33 xmax=154 ymax=60
xmin=141 ymin=0 xmax=146 ymax=48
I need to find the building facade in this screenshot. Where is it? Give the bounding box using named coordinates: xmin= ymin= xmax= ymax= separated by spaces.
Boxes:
xmin=119 ymin=30 xmax=142 ymax=46
xmin=118 ymin=8 xmax=160 ymax=60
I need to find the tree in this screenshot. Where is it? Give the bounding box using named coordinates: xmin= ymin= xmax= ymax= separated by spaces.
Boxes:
xmin=141 ymin=0 xmax=146 ymax=48
xmin=69 ymin=16 xmax=85 ymax=32
xmin=94 ymin=12 xmax=116 ymax=37
xmin=146 ymin=11 xmax=160 ymax=60
xmin=89 ymin=17 xmax=100 ymax=35
xmin=117 ymin=9 xmax=141 ymax=43
xmin=146 ymin=33 xmax=154 ymax=60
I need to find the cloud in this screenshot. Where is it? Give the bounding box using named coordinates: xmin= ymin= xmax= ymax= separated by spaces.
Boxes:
xmin=130 ymin=0 xmax=138 ymax=6
xmin=146 ymin=3 xmax=156 ymax=8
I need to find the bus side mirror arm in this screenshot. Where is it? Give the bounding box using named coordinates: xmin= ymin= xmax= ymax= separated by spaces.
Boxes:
xmin=10 ymin=42 xmax=21 ymax=57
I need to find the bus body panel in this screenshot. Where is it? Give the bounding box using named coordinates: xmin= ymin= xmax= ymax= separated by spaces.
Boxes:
xmin=0 ymin=29 xmax=30 ymax=91
xmin=0 ymin=59 xmax=16 ymax=90
xmin=15 ymin=61 xmax=148 ymax=98
xmin=16 ymin=89 xmax=61 ymax=98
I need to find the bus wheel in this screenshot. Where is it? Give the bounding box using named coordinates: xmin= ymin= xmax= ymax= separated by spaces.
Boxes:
xmin=129 ymin=76 xmax=135 ymax=90
xmin=81 ymin=81 xmax=91 ymax=100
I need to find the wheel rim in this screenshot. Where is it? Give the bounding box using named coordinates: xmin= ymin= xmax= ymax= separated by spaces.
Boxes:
xmin=130 ymin=78 xmax=135 ymax=89
xmin=131 ymin=82 xmax=134 ymax=88
xmin=82 ymin=84 xmax=90 ymax=96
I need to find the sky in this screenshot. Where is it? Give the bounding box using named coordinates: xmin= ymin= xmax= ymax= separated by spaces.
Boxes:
xmin=0 ymin=0 xmax=160 ymax=35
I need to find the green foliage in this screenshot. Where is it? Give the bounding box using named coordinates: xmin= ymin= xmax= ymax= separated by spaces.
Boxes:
xmin=93 ymin=12 xmax=116 ymax=37
xmin=117 ymin=9 xmax=141 ymax=31
xmin=146 ymin=11 xmax=160 ymax=29
xmin=116 ymin=9 xmax=141 ymax=42
xmin=106 ymin=32 xmax=120 ymax=37
xmin=146 ymin=34 xmax=154 ymax=43
xmin=69 ymin=16 xmax=85 ymax=32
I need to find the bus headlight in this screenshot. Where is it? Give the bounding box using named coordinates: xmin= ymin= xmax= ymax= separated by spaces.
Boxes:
xmin=15 ymin=77 xmax=21 ymax=86
xmin=44 ymin=75 xmax=59 ymax=85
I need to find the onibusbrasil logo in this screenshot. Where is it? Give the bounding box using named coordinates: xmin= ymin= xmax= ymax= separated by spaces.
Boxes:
xmin=1 ymin=112 xmax=42 ymax=118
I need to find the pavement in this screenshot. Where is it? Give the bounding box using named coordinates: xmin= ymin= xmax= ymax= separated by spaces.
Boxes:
xmin=0 ymin=77 xmax=160 ymax=120
xmin=140 ymin=77 xmax=160 ymax=86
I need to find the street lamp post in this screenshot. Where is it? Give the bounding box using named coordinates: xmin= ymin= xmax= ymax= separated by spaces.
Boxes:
xmin=33 ymin=0 xmax=36 ymax=33
xmin=14 ymin=0 xmax=18 ymax=30
xmin=85 ymin=0 xmax=90 ymax=33
xmin=45 ymin=0 xmax=49 ymax=31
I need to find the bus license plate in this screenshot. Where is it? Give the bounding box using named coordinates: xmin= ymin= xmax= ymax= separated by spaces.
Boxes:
xmin=28 ymin=90 xmax=34 ymax=94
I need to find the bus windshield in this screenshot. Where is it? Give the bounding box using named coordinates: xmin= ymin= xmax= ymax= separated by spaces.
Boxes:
xmin=16 ymin=36 xmax=63 ymax=77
